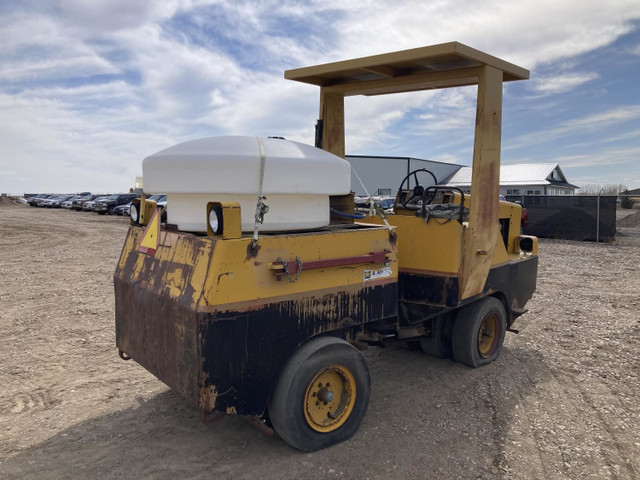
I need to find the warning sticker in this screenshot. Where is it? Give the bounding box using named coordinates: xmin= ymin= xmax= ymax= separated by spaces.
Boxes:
xmin=363 ymin=266 xmax=392 ymax=282
xmin=139 ymin=208 xmax=161 ymax=255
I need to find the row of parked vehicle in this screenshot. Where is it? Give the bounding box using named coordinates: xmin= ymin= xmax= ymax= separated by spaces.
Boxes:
xmin=26 ymin=193 xmax=167 ymax=218
xmin=354 ymin=195 xmax=396 ymax=214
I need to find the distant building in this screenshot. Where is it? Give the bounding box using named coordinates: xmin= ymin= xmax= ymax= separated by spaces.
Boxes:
xmin=442 ymin=163 xmax=578 ymax=196
xmin=345 ymin=157 xmax=578 ymax=197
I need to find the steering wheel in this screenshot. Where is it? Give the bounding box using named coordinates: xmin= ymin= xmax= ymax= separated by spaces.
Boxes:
xmin=397 ymin=168 xmax=438 ymax=208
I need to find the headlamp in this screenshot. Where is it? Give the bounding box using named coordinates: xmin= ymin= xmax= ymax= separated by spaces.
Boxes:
xmin=208 ymin=206 xmax=223 ymax=235
xmin=130 ymin=202 xmax=139 ymax=224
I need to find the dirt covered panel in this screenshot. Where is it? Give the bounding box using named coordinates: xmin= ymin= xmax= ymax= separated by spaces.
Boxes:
xmin=1 ymin=204 xmax=639 ymax=479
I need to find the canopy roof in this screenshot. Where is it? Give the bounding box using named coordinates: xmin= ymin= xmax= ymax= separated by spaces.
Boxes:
xmin=285 ymin=42 xmax=529 ymax=96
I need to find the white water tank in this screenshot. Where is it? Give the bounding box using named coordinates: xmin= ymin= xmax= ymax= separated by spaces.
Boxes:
xmin=143 ymin=136 xmax=351 ymax=232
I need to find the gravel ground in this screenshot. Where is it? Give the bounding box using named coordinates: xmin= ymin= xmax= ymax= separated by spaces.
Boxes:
xmin=1 ymin=204 xmax=639 ymax=479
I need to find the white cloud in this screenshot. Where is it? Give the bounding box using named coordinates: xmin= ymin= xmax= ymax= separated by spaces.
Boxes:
xmin=0 ymin=92 xmax=175 ymax=192
xmin=327 ymin=0 xmax=640 ymax=68
xmin=1 ymin=55 xmax=118 ymax=83
xmin=1 ymin=0 xmax=640 ymax=192
xmin=505 ymin=105 xmax=640 ymax=150
xmin=532 ymin=72 xmax=598 ymax=94
xmin=550 ymin=146 xmax=640 ymax=168
xmin=569 ymin=105 xmax=640 ymax=128
xmin=565 ymin=129 xmax=640 ymax=149
xmin=430 ymin=153 xmax=463 ymax=164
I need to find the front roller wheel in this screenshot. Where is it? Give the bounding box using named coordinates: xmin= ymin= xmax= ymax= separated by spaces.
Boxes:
xmin=268 ymin=336 xmax=370 ymax=452
xmin=452 ymin=296 xmax=507 ymax=368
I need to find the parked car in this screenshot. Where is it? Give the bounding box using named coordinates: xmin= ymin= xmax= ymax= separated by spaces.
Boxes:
xmin=156 ymin=195 xmax=168 ymax=222
xmin=61 ymin=197 xmax=80 ymax=209
xmin=113 ymin=203 xmax=132 ymax=216
xmin=32 ymin=195 xmax=55 ymax=207
xmin=27 ymin=194 xmax=53 ymax=207
xmin=71 ymin=194 xmax=97 ymax=211
xmin=37 ymin=195 xmax=67 ymax=207
xmin=355 ymin=195 xmax=395 ymax=214
xmin=83 ymin=196 xmax=109 ymax=211
xmin=147 ymin=194 xmax=166 ymax=203
xmin=520 ymin=203 xmax=529 ymax=232
xmin=95 ymin=194 xmax=139 ymax=215
xmin=63 ymin=196 xmax=84 ymax=208
xmin=49 ymin=195 xmax=76 ymax=208
xmin=499 ymin=195 xmax=528 ymax=232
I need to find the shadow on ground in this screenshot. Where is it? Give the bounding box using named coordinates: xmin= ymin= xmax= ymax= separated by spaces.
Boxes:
xmin=2 ymin=342 xmax=550 ymax=480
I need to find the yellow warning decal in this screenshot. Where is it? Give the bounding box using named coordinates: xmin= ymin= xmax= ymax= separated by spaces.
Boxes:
xmin=139 ymin=208 xmax=161 ymax=255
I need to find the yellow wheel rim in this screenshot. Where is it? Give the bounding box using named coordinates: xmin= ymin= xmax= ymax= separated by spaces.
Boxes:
xmin=478 ymin=313 xmax=499 ymax=358
xmin=303 ymin=364 xmax=356 ymax=433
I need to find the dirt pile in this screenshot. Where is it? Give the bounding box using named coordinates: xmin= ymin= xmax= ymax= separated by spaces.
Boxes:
xmin=0 ymin=196 xmax=22 ymax=206
xmin=618 ymin=210 xmax=640 ymax=228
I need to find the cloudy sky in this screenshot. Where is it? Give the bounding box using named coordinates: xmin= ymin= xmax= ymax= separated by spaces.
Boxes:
xmin=1 ymin=0 xmax=640 ymax=194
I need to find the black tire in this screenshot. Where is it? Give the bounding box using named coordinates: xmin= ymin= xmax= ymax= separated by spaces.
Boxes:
xmin=419 ymin=315 xmax=452 ymax=358
xmin=419 ymin=336 xmax=451 ymax=358
xmin=451 ymin=296 xmax=506 ymax=368
xmin=97 ymin=211 xmax=106 ymax=215
xmin=268 ymin=336 xmax=370 ymax=452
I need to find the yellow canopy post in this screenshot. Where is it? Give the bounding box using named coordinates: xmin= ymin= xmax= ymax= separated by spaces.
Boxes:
xmin=285 ymin=42 xmax=530 ymax=299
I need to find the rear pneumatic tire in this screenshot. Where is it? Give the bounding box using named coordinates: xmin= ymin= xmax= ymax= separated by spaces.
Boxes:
xmin=419 ymin=315 xmax=452 ymax=358
xmin=419 ymin=336 xmax=451 ymax=358
xmin=268 ymin=336 xmax=370 ymax=452
xmin=452 ymin=296 xmax=506 ymax=368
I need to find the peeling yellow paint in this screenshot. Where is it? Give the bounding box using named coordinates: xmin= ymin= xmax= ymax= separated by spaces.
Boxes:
xmin=199 ymin=384 xmax=218 ymax=412
xmin=118 ymin=223 xmax=397 ymax=316
xmin=163 ymin=267 xmax=185 ymax=298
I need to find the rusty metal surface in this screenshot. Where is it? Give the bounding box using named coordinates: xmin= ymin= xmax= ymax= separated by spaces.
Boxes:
xmin=115 ymin=276 xmax=201 ymax=406
xmin=114 ymin=227 xmax=216 ymax=407
xmin=197 ymin=281 xmax=398 ymax=415
xmin=114 ymin=225 xmax=399 ymax=416
xmin=271 ymin=251 xmax=389 ymax=279
xmin=397 ymin=254 xmax=537 ymax=327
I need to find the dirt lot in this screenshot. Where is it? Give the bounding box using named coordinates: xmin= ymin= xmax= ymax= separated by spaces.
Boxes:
xmin=1 ymin=204 xmax=639 ymax=479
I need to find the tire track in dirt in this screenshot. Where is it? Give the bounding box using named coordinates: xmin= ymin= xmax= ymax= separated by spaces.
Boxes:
xmin=3 ymin=389 xmax=58 ymax=415
xmin=550 ymin=367 xmax=638 ymax=479
xmin=1 ymin=206 xmax=640 ymax=480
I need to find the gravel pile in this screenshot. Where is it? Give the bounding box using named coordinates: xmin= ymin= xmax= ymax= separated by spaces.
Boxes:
xmin=618 ymin=210 xmax=640 ymax=228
